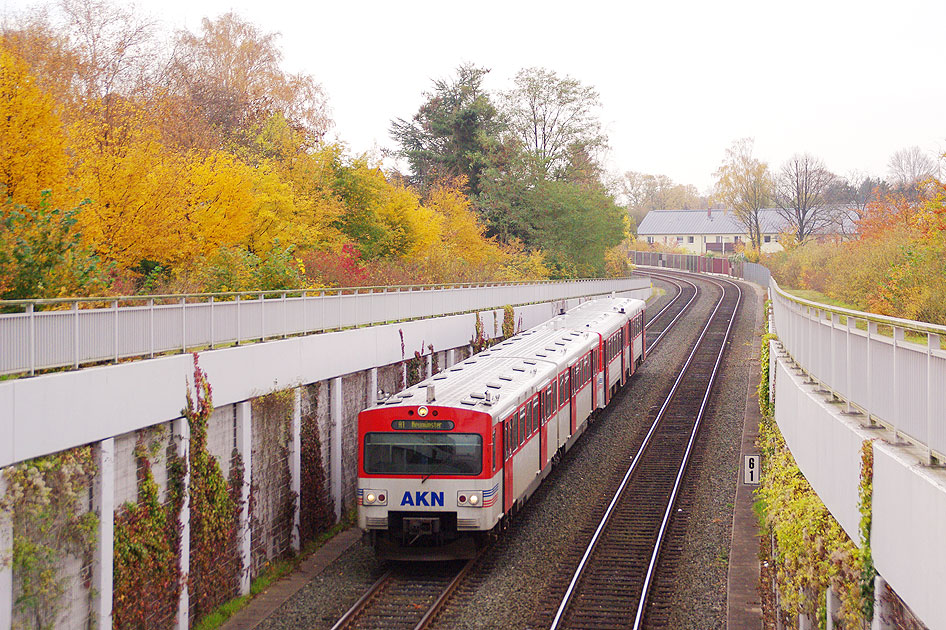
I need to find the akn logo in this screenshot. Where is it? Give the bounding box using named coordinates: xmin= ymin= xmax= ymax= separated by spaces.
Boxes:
xmin=400 ymin=491 xmax=444 ymax=507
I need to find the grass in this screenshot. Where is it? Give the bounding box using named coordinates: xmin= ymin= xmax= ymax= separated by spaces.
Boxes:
xmin=784 ymin=289 xmax=859 ymax=311
xmin=192 ymin=510 xmax=357 ymax=630
xmin=784 ymin=288 xmax=937 ymax=346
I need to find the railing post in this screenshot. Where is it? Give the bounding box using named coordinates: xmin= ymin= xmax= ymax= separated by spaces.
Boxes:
xmin=282 ymin=292 xmax=287 ymax=339
xmin=353 ymin=288 xmax=359 ymax=329
xmin=1 ymin=469 xmax=12 ymax=630
xmin=867 ymin=322 xmax=877 ymax=424
xmin=235 ymin=401 xmax=252 ymax=595
xmin=209 ymin=297 xmax=215 ymax=350
xmin=928 ymin=333 xmax=939 ymax=464
xmin=73 ymin=302 xmax=80 ymax=369
xmin=92 ymin=438 xmax=114 ymax=628
xmin=27 ymin=302 xmax=35 ymax=376
xmin=180 ymin=297 xmax=186 ymax=354
xmin=845 ymin=317 xmax=853 ymax=413
xmin=893 ymin=326 xmax=903 ymax=440
xmin=235 ymin=295 xmax=241 ymax=346
xmin=259 ymin=293 xmax=265 ymax=342
xmin=114 ymin=299 xmax=120 ymax=363
xmin=149 ymin=298 xmax=155 ymax=359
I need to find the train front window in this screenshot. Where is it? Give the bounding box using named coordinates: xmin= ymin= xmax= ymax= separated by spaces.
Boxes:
xmin=364 ymin=433 xmax=483 ymax=475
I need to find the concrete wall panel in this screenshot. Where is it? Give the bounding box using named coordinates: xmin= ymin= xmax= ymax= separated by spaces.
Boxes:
xmin=774 ymin=358 xmax=864 ymax=539
xmin=872 ymin=445 xmax=946 ymax=630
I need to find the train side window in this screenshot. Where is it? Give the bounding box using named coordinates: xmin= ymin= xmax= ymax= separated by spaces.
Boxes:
xmin=549 ymin=385 xmax=555 ymax=417
xmin=531 ymin=400 xmax=539 ymax=434
xmin=519 ymin=409 xmax=527 ymax=446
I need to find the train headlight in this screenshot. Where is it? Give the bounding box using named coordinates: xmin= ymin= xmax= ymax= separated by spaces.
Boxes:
xmin=362 ymin=489 xmax=387 ymax=506
xmin=457 ymin=491 xmax=483 ymax=507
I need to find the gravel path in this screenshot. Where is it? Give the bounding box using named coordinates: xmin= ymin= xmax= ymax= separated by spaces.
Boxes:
xmin=254 ymin=275 xmax=764 ymax=629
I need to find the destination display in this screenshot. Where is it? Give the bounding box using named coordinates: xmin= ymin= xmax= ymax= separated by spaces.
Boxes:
xmin=391 ymin=419 xmax=454 ymax=431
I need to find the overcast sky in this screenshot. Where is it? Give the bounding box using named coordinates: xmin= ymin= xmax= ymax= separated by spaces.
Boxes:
xmin=5 ymin=0 xmax=946 ymax=193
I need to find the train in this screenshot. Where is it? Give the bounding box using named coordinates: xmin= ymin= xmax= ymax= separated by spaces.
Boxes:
xmin=356 ymin=295 xmax=647 ymax=559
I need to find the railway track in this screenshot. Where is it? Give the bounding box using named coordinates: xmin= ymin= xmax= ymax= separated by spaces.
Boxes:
xmin=542 ymin=272 xmax=741 ymax=630
xmin=328 ymin=560 xmax=472 ymax=630
xmin=329 ymin=273 xmax=717 ymax=630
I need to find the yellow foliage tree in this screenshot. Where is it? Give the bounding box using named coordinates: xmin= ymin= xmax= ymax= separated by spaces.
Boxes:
xmin=0 ymin=44 xmax=71 ymax=208
xmin=70 ymin=101 xmax=189 ymax=268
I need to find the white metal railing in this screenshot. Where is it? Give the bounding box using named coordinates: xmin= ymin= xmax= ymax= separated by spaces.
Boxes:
xmin=0 ymin=278 xmax=646 ymax=376
xmin=769 ymin=277 xmax=946 ymax=461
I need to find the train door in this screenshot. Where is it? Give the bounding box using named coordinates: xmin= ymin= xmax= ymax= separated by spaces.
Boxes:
xmin=620 ymin=327 xmax=627 ymax=384
xmin=569 ymin=365 xmax=577 ymax=435
xmin=540 ymin=384 xmax=552 ymax=469
xmin=503 ymin=413 xmax=515 ymax=514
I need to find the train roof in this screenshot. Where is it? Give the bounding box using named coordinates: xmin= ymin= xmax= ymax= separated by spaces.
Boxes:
xmin=364 ymin=296 xmax=645 ymax=419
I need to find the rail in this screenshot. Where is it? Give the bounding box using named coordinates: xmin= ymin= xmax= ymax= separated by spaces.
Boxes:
xmin=0 ymin=277 xmax=646 ymax=377
xmin=769 ymin=277 xmax=946 ymax=462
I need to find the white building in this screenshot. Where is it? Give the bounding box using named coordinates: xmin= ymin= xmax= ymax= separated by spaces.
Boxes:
xmin=636 ymin=209 xmax=789 ymax=254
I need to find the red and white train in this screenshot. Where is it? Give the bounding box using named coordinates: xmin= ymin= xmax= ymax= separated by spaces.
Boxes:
xmin=357 ymin=296 xmax=646 ymax=559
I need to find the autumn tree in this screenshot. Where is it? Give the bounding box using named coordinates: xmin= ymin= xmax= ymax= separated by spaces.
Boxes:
xmin=501 ymin=67 xmax=606 ymax=178
xmin=773 ymin=154 xmax=838 ymax=242
xmin=714 ymin=138 xmax=772 ymax=249
xmin=168 ymin=12 xmax=330 ymax=151
xmin=390 ymin=64 xmax=502 ymax=195
xmin=0 ymin=11 xmax=83 ymax=110
xmin=0 ymin=194 xmax=108 ymax=300
xmin=0 ymin=43 xmax=71 ymax=208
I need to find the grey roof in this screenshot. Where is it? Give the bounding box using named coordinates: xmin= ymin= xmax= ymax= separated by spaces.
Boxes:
xmin=636 ymin=209 xmax=790 ymax=236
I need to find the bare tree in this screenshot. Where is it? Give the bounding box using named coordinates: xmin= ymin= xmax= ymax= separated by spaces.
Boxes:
xmin=887 ymin=146 xmax=938 ymax=192
xmin=774 ymin=154 xmax=839 ymax=242
xmin=713 ymin=138 xmax=772 ymax=249
xmin=59 ymin=0 xmax=158 ymax=100
xmin=501 ymin=67 xmax=607 ymax=179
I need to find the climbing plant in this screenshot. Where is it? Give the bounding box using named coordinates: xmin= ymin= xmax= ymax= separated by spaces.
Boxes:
xmin=758 ymin=332 xmax=777 ymax=417
xmin=112 ymin=430 xmax=185 ymax=629
xmin=1 ymin=447 xmax=98 ymax=630
xmin=857 ymin=439 xmax=877 ymax=620
xmin=183 ymin=354 xmax=242 ymax=622
xmin=471 ymin=312 xmax=491 ymax=353
xmin=299 ymin=383 xmax=334 ymax=543
xmin=249 ymin=390 xmax=298 ymax=576
xmin=756 ymin=409 xmax=870 ymax=627
xmin=501 ymin=305 xmax=516 ymax=339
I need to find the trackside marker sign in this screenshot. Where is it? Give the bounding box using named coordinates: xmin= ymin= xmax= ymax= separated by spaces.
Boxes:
xmin=744 ymin=455 xmax=760 ymax=485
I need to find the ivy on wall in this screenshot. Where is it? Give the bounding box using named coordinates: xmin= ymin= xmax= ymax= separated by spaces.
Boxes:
xmin=756 ymin=325 xmax=873 ymax=628
xmin=184 ymin=354 xmax=243 ymax=623
xmin=112 ymin=431 xmax=185 ymax=629
xmin=502 ymin=304 xmax=516 ymax=339
xmin=857 ymin=439 xmax=876 ymax=620
xmin=250 ymin=390 xmax=298 ymax=575
xmin=299 ymin=382 xmax=334 ymax=543
xmin=1 ymin=447 xmax=98 ymax=630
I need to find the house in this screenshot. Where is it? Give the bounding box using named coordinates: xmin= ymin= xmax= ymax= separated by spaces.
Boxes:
xmin=635 ymin=208 xmax=790 ymax=254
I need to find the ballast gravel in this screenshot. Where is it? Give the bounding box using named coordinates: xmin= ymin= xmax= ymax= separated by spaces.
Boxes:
xmin=256 ymin=276 xmax=765 ymax=629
